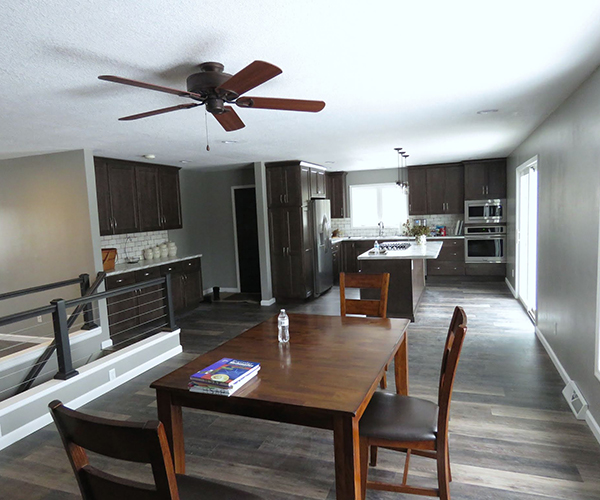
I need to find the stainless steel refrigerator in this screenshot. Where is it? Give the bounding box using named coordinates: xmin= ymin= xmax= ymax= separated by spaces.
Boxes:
xmin=311 ymin=198 xmax=333 ymax=296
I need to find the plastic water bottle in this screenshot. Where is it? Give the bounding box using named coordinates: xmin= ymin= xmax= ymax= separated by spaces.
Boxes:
xmin=278 ymin=309 xmax=290 ymax=343
xmin=374 ymin=240 xmax=380 ymax=253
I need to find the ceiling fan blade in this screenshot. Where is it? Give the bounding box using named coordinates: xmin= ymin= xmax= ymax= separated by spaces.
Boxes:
xmin=216 ymin=61 xmax=282 ymax=96
xmin=236 ymin=96 xmax=326 ymax=112
xmin=98 ymin=75 xmax=204 ymax=100
xmin=118 ymin=103 xmax=201 ymax=121
xmin=213 ymin=106 xmax=245 ymax=131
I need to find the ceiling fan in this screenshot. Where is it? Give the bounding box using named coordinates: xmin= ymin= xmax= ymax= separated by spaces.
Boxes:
xmin=98 ymin=60 xmax=325 ymax=131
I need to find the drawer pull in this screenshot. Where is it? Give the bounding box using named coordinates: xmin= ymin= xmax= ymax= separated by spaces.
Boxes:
xmin=117 ymin=279 xmax=123 ymax=283
xmin=145 ymin=273 xmax=150 ymax=276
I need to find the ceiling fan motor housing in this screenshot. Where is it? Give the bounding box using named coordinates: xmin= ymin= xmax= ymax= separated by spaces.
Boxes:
xmin=186 ymin=62 xmax=237 ymax=108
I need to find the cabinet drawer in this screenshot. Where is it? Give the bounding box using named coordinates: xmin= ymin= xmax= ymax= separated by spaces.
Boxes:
xmin=427 ymin=261 xmax=465 ymax=276
xmin=135 ymin=267 xmax=161 ymax=282
xmin=181 ymin=258 xmax=200 ymax=273
xmin=106 ymin=272 xmax=136 ymax=289
xmin=160 ymin=261 xmax=183 ymax=275
xmin=438 ymin=239 xmax=464 ymax=261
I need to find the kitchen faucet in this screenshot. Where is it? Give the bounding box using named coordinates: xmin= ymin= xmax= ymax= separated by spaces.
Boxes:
xmin=378 ymin=221 xmax=384 ymax=236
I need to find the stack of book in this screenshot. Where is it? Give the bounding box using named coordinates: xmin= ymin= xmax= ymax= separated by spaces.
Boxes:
xmin=188 ymin=357 xmax=260 ymax=396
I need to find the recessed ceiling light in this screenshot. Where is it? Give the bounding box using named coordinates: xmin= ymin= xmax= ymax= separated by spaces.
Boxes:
xmin=143 ymin=154 xmax=156 ymax=159
xmin=477 ymin=109 xmax=499 ymax=115
xmin=325 ymin=161 xmax=335 ymax=164
xmin=180 ymin=160 xmax=189 ymax=164
xmin=221 ymin=140 xmax=239 ymax=144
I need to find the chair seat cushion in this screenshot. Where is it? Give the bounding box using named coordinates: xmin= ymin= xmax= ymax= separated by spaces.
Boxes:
xmin=359 ymin=392 xmax=438 ymax=442
xmin=176 ymin=473 xmax=262 ymax=499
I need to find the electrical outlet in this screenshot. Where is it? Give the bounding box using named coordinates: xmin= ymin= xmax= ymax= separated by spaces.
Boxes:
xmin=109 ymin=368 xmax=116 ymax=381
xmin=37 ymin=315 xmax=42 ymax=323
xmin=512 ymin=269 xmax=515 ymax=278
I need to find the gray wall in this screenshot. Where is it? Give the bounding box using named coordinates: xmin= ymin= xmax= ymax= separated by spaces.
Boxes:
xmin=0 ymin=150 xmax=100 ymax=317
xmin=170 ymin=166 xmax=255 ymax=291
xmin=507 ymin=65 xmax=600 ymax=424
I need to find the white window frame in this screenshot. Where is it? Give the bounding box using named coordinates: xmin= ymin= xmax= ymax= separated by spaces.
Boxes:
xmin=349 ymin=183 xmax=407 ymax=229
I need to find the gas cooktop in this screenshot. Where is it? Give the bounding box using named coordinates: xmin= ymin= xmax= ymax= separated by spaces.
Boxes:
xmin=380 ymin=241 xmax=411 ymax=251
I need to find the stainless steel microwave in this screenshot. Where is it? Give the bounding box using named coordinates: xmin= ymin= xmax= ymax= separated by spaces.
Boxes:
xmin=464 ymin=199 xmax=506 ymax=224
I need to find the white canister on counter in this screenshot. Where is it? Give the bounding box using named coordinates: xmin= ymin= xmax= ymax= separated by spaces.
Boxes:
xmin=153 ymin=246 xmax=161 ymax=259
xmin=144 ymin=248 xmax=154 ymax=260
xmin=168 ymin=241 xmax=177 ymax=257
xmin=160 ymin=243 xmax=169 ymax=258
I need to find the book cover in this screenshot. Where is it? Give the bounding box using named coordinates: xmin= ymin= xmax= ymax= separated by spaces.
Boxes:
xmin=188 ymin=370 xmax=259 ymax=396
xmin=190 ymin=358 xmax=260 ymax=387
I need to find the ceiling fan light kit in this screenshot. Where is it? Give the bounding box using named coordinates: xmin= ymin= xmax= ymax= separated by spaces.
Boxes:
xmin=98 ymin=60 xmax=325 ymax=132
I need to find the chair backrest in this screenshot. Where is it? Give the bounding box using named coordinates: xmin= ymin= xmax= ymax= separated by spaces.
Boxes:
xmin=436 ymin=306 xmax=467 ymax=441
xmin=48 ymin=400 xmax=179 ymax=500
xmin=339 ymin=272 xmax=390 ymax=318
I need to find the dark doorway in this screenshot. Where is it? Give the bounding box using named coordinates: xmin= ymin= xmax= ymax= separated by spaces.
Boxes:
xmin=234 ymin=187 xmax=261 ymax=294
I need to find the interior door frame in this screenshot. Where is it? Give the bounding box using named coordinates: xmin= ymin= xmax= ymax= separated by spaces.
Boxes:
xmin=515 ymin=155 xmax=538 ymax=321
xmin=231 ymin=184 xmax=257 ymax=294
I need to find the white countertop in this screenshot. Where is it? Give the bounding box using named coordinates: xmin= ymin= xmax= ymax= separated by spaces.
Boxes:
xmin=357 ymin=241 xmax=443 ymax=260
xmin=333 ymin=235 xmax=462 ymax=243
xmin=106 ymin=254 xmax=202 ymax=276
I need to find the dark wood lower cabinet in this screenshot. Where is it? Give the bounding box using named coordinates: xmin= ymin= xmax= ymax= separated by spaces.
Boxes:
xmin=106 ymin=258 xmax=203 ymax=341
xmin=160 ymin=258 xmax=204 ymax=314
xmin=427 ymin=238 xmax=465 ymax=276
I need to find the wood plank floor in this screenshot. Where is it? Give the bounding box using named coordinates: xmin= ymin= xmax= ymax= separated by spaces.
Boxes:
xmin=2 ymin=280 xmax=600 ymax=499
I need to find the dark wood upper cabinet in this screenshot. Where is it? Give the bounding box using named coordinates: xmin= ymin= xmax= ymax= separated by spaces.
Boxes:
xmin=326 ymin=171 xmax=348 ymax=218
xmin=135 ymin=165 xmax=162 ymax=232
xmin=408 ymin=167 xmax=428 ymax=215
xmin=94 ymin=158 xmax=139 ymax=235
xmin=464 ymin=159 xmax=506 ymax=200
xmin=266 ymin=160 xmax=327 ymax=208
xmin=158 ymin=167 xmax=183 ymax=229
xmin=95 ymin=157 xmax=182 ymax=235
xmin=409 ymin=163 xmax=464 ymax=215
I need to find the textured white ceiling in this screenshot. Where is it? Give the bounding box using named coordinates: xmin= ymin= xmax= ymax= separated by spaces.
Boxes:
xmin=2 ymin=1 xmax=600 ymax=171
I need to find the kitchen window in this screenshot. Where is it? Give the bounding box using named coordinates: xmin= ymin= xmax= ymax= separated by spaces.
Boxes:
xmin=349 ymin=183 xmax=408 ymax=228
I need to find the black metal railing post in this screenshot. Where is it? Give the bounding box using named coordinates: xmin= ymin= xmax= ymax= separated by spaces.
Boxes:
xmin=79 ymin=273 xmax=98 ymax=330
xmin=163 ymin=273 xmax=177 ymax=331
xmin=51 ymin=298 xmax=79 ymax=380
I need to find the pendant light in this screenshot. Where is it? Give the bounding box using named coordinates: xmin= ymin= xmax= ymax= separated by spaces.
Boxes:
xmin=395 ymin=147 xmax=409 ymax=194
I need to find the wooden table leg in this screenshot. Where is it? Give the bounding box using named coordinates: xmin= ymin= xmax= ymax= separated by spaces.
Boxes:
xmin=156 ymin=389 xmax=185 ymax=473
xmin=394 ymin=331 xmax=409 ymax=395
xmin=333 ymin=414 xmax=361 ymax=500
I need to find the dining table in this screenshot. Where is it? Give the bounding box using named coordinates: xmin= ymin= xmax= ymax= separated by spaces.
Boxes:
xmin=151 ymin=312 xmax=410 ymax=500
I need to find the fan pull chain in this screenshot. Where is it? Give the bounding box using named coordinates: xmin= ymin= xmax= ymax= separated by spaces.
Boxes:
xmin=204 ymin=108 xmax=210 ymax=151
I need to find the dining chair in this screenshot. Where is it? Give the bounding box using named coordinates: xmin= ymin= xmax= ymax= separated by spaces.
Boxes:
xmin=358 ymin=306 xmax=467 ymax=500
xmin=48 ymin=400 xmax=261 ymax=500
xmin=339 ymin=271 xmax=391 ymax=388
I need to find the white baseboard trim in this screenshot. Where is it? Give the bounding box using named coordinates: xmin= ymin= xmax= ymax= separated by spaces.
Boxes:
xmin=586 ymin=410 xmax=600 ymax=444
xmin=505 ymin=277 xmax=517 ymax=298
xmin=0 ymin=330 xmax=182 ymax=451
xmin=535 ymin=325 xmax=600 ymax=445
xmin=261 ymin=298 xmax=276 ymax=306
xmin=535 ymin=326 xmax=570 ymax=385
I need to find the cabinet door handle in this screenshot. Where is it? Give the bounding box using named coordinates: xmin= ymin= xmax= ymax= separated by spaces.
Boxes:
xmin=341 ymin=207 xmax=344 ymax=218
xmin=279 ymin=194 xmax=283 ymax=203
xmin=114 ymin=218 xmax=118 ymax=229
xmin=486 ymin=185 xmax=489 ymax=195
xmin=482 ymin=186 xmax=485 ymax=195
xmin=284 ymin=194 xmax=288 ymax=204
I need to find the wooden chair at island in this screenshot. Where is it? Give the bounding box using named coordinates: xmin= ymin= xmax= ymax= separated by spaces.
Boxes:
xmin=339 ymin=271 xmax=390 ymax=388
xmin=358 ymin=306 xmax=467 ymax=500
xmin=48 ymin=400 xmax=261 ymax=500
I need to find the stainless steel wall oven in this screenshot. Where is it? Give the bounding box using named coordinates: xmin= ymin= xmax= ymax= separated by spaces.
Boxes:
xmin=464 ymin=225 xmax=506 ymax=263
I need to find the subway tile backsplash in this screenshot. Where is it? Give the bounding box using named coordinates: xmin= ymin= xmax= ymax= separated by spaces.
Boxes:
xmin=100 ymin=231 xmax=170 ymax=263
xmin=331 ymin=213 xmax=464 ymax=237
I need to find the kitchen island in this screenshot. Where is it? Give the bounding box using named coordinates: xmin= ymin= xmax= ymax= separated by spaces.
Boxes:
xmin=357 ymin=241 xmax=443 ymax=321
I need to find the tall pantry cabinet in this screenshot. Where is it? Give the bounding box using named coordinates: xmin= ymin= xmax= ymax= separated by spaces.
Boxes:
xmin=266 ymin=161 xmax=326 ymax=299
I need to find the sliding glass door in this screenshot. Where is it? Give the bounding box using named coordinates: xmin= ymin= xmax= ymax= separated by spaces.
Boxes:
xmin=516 ymin=157 xmax=538 ymax=319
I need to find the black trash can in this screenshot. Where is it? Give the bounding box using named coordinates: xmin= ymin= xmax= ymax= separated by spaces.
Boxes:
xmin=213 ymin=286 xmax=220 ymax=301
